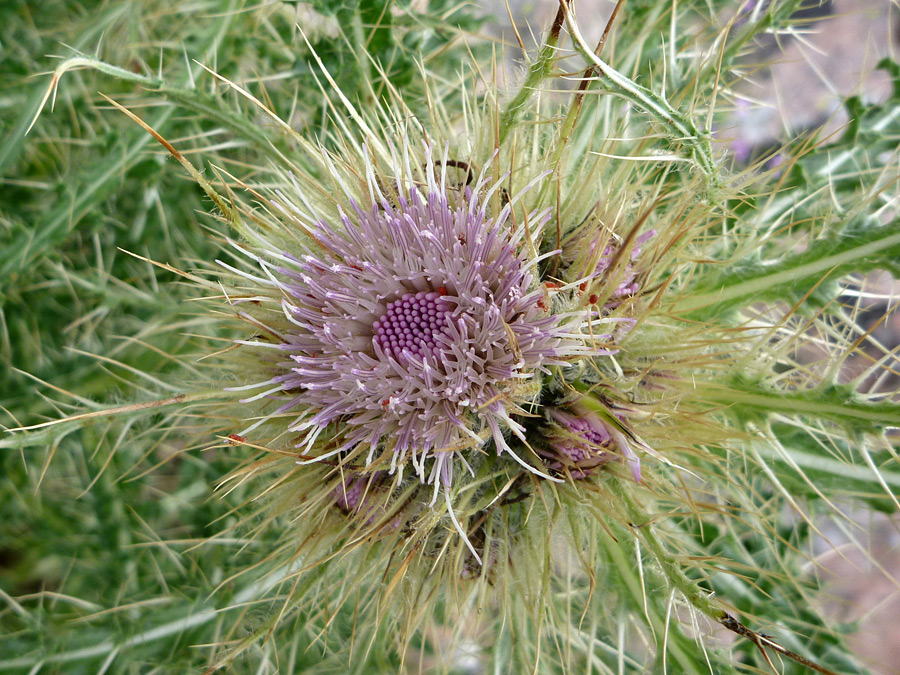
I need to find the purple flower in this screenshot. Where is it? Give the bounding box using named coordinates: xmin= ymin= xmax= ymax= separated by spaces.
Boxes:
xmin=541 ymin=409 xmax=614 ymax=478
xmin=333 ymin=471 xmax=402 ymax=530
xmin=230 ymin=150 xmax=601 ymax=493
xmin=588 ymin=229 xmax=655 ymax=307
xmin=542 ymin=406 xmax=642 ymax=481
xmin=334 ymin=473 xmax=376 ymax=513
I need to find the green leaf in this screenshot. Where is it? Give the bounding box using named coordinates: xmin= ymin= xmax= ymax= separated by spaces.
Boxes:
xmin=677 ymin=217 xmax=900 ymax=317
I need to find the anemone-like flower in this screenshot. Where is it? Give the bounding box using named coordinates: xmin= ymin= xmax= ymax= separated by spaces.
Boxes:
xmin=234 ymin=151 xmax=603 ymax=492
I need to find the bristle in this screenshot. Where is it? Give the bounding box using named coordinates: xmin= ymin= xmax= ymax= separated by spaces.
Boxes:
xmin=6 ymin=2 xmax=899 ymax=673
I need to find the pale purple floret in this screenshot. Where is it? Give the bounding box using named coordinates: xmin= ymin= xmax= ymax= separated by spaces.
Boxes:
xmin=543 ymin=408 xmax=642 ymax=481
xmin=541 ymin=409 xmax=613 ymax=478
xmin=333 ymin=472 xmax=402 ymax=530
xmin=590 ymin=229 xmax=655 ymax=304
xmin=551 ymin=411 xmax=612 ymax=462
xmin=373 ymin=291 xmax=453 ymax=363
xmin=233 ymin=155 xmax=598 ymax=491
xmin=334 ymin=474 xmax=370 ymax=513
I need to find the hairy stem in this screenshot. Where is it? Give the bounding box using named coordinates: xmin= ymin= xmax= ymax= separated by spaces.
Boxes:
xmin=497 ymin=4 xmax=566 ymax=145
xmin=611 ymin=480 xmax=840 ymax=675
xmin=559 ymin=0 xmax=718 ymax=181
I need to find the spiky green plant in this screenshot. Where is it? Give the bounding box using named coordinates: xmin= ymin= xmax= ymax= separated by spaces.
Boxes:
xmin=2 ymin=1 xmax=899 ymax=673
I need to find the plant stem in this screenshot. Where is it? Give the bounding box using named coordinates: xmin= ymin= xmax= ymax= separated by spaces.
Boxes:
xmin=1 ymin=389 xmax=232 ymax=449
xmin=558 ymin=0 xmax=718 ymax=182
xmin=700 ymin=382 xmax=900 ymax=429
xmin=610 ymin=479 xmax=840 ymax=675
xmin=497 ymin=5 xmax=566 ymax=145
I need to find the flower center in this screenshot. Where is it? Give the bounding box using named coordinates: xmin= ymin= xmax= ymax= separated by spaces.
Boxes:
xmin=373 ymin=291 xmax=452 ymax=362
xmin=561 ymin=417 xmax=610 ymax=462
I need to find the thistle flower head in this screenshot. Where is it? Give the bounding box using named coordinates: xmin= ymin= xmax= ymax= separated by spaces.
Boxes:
xmin=542 ymin=407 xmax=614 ymax=477
xmin=15 ymin=4 xmax=899 ymax=672
xmin=235 ymin=146 xmax=599 ymax=490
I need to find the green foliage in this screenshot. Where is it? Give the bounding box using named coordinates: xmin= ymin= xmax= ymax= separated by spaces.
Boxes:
xmin=1 ymin=0 xmax=481 ymax=671
xmin=683 ymin=58 xmax=900 ymax=317
xmin=1 ymin=1 xmax=897 ymax=673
